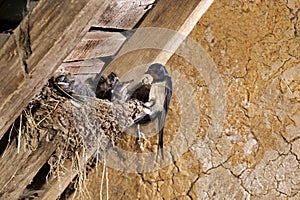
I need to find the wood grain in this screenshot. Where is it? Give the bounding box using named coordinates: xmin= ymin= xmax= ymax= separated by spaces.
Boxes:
xmin=0 ymin=1 xmax=111 ymax=197
xmin=0 ymin=138 xmax=55 ymax=198
xmin=39 ymin=153 xmax=92 ymax=200
xmin=64 ymin=32 xmax=126 ymax=62
xmin=0 ymin=0 xmax=112 ymax=140
xmin=58 ymin=59 xmax=105 ymax=74
xmin=93 ymin=0 xmax=155 ymax=29
xmin=0 ymin=0 xmax=157 ymax=140
xmin=101 ymin=0 xmax=214 ymax=77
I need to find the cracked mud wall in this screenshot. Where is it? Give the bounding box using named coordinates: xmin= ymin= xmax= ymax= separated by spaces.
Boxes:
xmin=69 ymin=0 xmax=300 ymax=199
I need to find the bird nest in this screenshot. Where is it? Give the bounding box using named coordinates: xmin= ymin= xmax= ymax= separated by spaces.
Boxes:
xmin=17 ymin=77 xmax=146 ymax=198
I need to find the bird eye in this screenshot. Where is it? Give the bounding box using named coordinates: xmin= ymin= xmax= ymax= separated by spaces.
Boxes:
xmin=99 ymin=76 xmax=105 ymax=82
xmin=108 ymin=72 xmax=117 ymax=79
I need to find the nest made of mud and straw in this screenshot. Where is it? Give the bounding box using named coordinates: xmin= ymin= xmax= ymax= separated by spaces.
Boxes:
xmin=13 ymin=79 xmax=144 ymax=198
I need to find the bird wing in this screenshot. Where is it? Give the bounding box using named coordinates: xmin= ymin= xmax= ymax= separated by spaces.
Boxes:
xmin=157 ymin=77 xmax=172 ymax=159
xmin=164 ymin=77 xmax=172 ymax=111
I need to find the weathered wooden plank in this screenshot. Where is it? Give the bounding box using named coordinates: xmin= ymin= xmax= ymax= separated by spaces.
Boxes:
xmin=57 ymin=59 xmax=105 ymax=74
xmin=0 ymin=138 xmax=55 ymax=199
xmin=64 ymin=32 xmax=126 ymax=62
xmin=102 ymin=0 xmax=214 ymax=77
xmin=57 ymin=59 xmax=105 ymax=90
xmin=0 ymin=0 xmax=113 ymax=140
xmin=39 ymin=161 xmax=74 ymax=200
xmin=0 ymin=140 xmax=33 ymax=192
xmin=93 ymin=0 xmax=155 ymax=29
xmin=39 ymin=154 xmax=91 ymax=200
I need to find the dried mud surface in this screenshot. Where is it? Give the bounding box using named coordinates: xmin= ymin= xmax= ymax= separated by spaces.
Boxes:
xmin=70 ymin=0 xmax=300 ymax=199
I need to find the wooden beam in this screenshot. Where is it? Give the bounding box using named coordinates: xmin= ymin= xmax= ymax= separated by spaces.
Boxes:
xmin=64 ymin=32 xmax=126 ymax=62
xmin=0 ymin=0 xmax=213 ymax=198
xmin=101 ymin=0 xmax=214 ymax=77
xmin=39 ymin=161 xmax=74 ymax=200
xmin=92 ymin=0 xmax=155 ymax=29
xmin=0 ymin=138 xmax=55 ymax=198
xmin=57 ymin=59 xmax=105 ymax=74
xmin=0 ymin=0 xmax=114 ymax=140
xmin=39 ymin=153 xmax=92 ymax=200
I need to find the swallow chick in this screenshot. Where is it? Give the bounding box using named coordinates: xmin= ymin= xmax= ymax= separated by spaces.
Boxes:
xmin=54 ymin=74 xmax=76 ymax=95
xmin=95 ymin=72 xmax=121 ymax=101
xmin=111 ymin=79 xmax=134 ymax=102
xmin=54 ymin=74 xmax=96 ymax=106
xmin=107 ymin=72 xmax=119 ymax=88
xmin=95 ymin=76 xmax=110 ymax=99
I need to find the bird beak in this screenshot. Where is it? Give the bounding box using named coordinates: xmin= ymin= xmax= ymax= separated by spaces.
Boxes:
xmin=144 ymin=69 xmax=153 ymax=75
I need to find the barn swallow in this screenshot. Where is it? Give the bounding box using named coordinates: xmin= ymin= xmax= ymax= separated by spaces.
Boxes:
xmin=95 ymin=72 xmax=119 ymax=100
xmin=107 ymin=72 xmax=119 ymax=87
xmin=133 ymin=63 xmax=172 ymax=159
xmin=54 ymin=74 xmax=76 ymax=94
xmin=95 ymin=76 xmax=110 ymax=99
xmin=54 ymin=74 xmax=95 ymax=102
xmin=111 ymin=79 xmax=134 ymax=102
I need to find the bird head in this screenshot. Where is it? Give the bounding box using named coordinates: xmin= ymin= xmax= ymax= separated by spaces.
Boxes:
xmin=97 ymin=76 xmax=107 ymax=88
xmin=99 ymin=76 xmax=106 ymax=83
xmin=144 ymin=63 xmax=169 ymax=81
xmin=107 ymin=72 xmax=119 ymax=87
xmin=55 ymin=74 xmax=75 ymax=93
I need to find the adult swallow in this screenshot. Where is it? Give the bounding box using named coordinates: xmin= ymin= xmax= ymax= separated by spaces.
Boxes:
xmin=133 ymin=63 xmax=172 ymax=159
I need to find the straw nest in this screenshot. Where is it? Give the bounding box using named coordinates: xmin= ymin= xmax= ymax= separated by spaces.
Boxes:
xmin=18 ymin=76 xmax=145 ymax=198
